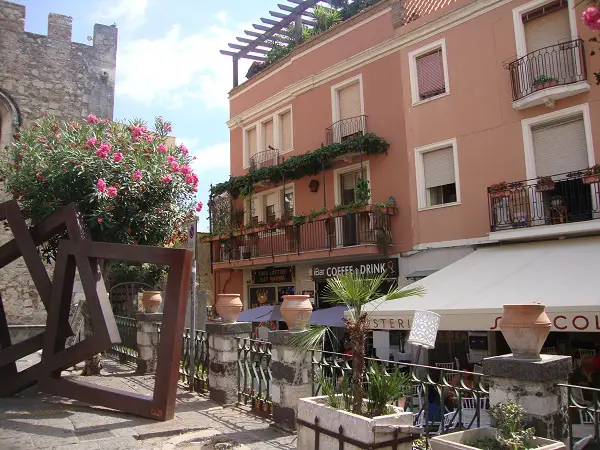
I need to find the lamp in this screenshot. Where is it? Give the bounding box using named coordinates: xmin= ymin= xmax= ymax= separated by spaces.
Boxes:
xmin=408 ymin=310 xmax=441 ymax=363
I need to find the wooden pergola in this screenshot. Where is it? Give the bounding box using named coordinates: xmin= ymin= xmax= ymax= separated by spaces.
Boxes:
xmin=220 ymin=0 xmax=331 ymax=87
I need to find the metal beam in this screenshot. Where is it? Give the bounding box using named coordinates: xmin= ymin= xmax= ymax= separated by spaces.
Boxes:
xmin=252 ymin=23 xmax=271 ymax=31
xmin=228 ymin=43 xmax=268 ymax=54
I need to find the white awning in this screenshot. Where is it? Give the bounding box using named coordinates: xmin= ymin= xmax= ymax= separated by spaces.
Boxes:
xmin=361 ymin=237 xmax=600 ymax=332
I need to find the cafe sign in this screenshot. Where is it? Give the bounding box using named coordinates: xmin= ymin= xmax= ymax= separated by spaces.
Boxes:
xmin=252 ymin=266 xmax=295 ymax=285
xmin=312 ymin=258 xmax=399 ymax=282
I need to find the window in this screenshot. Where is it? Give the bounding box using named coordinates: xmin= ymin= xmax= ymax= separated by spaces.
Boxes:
xmin=523 ymin=0 xmax=570 ymax=53
xmin=415 ymin=138 xmax=460 ymax=209
xmin=338 ymin=82 xmax=362 ymax=122
xmin=262 ymin=119 xmax=274 ymax=152
xmin=409 ymin=39 xmax=449 ymax=105
xmin=245 ymin=184 xmax=295 ymax=224
xmin=280 ymin=110 xmax=293 ymax=152
xmin=340 ymin=169 xmax=367 ymax=205
xmin=265 ymin=204 xmax=276 ymax=223
xmin=245 ymin=126 xmax=257 ymax=166
xmin=331 ymin=75 xmax=364 ymax=143
xmin=283 ymin=186 xmax=294 ymax=215
xmin=244 ymin=107 xmax=293 ymax=168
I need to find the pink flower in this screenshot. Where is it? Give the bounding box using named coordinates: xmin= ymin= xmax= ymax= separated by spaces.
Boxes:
xmin=180 ymin=165 xmax=191 ymax=175
xmin=96 ymin=178 xmax=106 ymax=192
xmin=107 ymin=187 xmax=118 ymax=198
xmin=157 ymin=144 xmax=167 ymax=153
xmin=130 ymin=125 xmax=144 ymax=137
xmin=97 ymin=217 xmax=103 ymax=223
xmin=161 ymin=175 xmax=172 ymax=184
xmin=87 ymin=114 xmax=99 ymax=124
xmin=583 ymin=6 xmax=600 ymax=30
xmin=87 ymin=137 xmax=97 ymax=146
xmin=179 ymin=144 xmax=189 ymax=155
xmin=185 ymin=173 xmax=195 ymax=184
xmin=163 ymin=122 xmax=172 ymax=133
xmin=99 ymin=143 xmax=111 ymax=152
xmin=170 ymin=161 xmax=180 ymax=172
xmin=96 ymin=148 xmax=108 ymax=158
xmin=196 ymin=201 xmax=203 ymax=212
xmin=113 ymin=152 xmax=123 ymax=162
xmin=146 ymin=135 xmax=153 ymax=143
xmin=167 ymin=155 xmax=176 ymax=162
xmin=133 ymin=170 xmax=142 ymax=181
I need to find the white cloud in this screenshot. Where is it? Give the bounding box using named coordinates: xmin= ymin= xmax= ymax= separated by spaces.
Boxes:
xmin=115 ymin=23 xmax=252 ymax=110
xmin=178 ymin=138 xmax=230 ymax=174
xmin=215 ymin=11 xmax=228 ymax=25
xmin=92 ymin=0 xmax=149 ymax=31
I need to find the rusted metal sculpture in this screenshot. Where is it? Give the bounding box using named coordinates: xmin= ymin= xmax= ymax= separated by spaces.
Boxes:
xmin=0 ymin=201 xmax=192 ymax=421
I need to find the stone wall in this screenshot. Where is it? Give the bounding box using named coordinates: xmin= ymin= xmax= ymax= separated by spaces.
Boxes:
xmin=0 ymin=0 xmax=117 ymax=330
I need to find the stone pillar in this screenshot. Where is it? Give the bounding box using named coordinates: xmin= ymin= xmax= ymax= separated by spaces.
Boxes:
xmin=269 ymin=330 xmax=313 ymax=430
xmin=136 ymin=313 xmax=162 ymax=374
xmin=206 ymin=322 xmax=252 ymax=405
xmin=483 ymin=354 xmax=572 ymax=441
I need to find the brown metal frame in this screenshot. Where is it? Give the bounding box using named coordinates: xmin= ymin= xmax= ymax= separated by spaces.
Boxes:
xmin=0 ymin=201 xmax=193 ymax=421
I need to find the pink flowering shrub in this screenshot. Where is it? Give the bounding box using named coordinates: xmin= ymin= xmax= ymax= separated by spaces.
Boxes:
xmin=583 ymin=1 xmax=600 ymax=84
xmin=2 ymin=115 xmax=198 ymax=256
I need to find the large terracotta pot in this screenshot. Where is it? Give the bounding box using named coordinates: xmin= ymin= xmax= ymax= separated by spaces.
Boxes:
xmin=216 ymin=293 xmax=243 ymax=323
xmin=499 ymin=304 xmax=551 ymax=360
xmin=281 ymin=295 xmax=313 ymax=331
xmin=141 ymin=291 xmax=163 ymax=313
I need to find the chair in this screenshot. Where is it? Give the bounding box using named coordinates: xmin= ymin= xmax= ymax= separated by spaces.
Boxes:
xmin=431 ymin=411 xmax=459 ymax=435
xmin=435 ymin=362 xmax=454 ymax=370
xmin=461 ymin=397 xmax=489 ymax=429
xmin=467 ymin=351 xmax=487 ymax=364
xmin=541 ymin=346 xmax=557 ymax=355
xmin=412 ymin=384 xmax=423 ymax=410
xmin=579 ymin=410 xmax=595 ymax=425
xmin=473 ymin=364 xmax=483 ymax=374
xmin=580 ymin=348 xmax=596 ymax=359
xmin=413 ymin=409 xmax=426 ymax=428
xmin=454 ymin=357 xmax=460 ymax=370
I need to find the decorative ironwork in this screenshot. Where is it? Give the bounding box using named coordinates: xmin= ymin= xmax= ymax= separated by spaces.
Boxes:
xmin=326 ymin=115 xmax=367 ymax=145
xmin=487 ymin=170 xmax=600 ymax=232
xmin=178 ymin=328 xmax=209 ymax=393
xmin=559 ymin=383 xmax=600 ymax=449
xmin=109 ymin=282 xmax=152 ymax=317
xmin=107 ymin=315 xmax=138 ymax=364
xmin=507 ymin=39 xmax=586 ymax=102
xmin=249 ymin=148 xmax=283 ymax=172
xmin=237 ymin=337 xmax=272 ymax=416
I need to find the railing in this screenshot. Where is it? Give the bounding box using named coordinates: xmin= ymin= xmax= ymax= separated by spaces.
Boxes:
xmin=248 ymin=149 xmax=283 ymax=172
xmin=214 ymin=211 xmax=392 ymax=263
xmin=108 ymin=315 xmax=138 ymax=363
xmin=488 ymin=170 xmax=600 ymax=232
xmin=560 ymin=383 xmax=600 ymax=449
xmin=507 ymin=39 xmax=586 ymax=102
xmin=180 ymin=329 xmax=209 ymax=393
xmin=237 ymin=337 xmax=272 ymax=417
xmin=326 ymin=115 xmax=367 ymax=145
xmin=310 ymin=350 xmax=490 ymax=442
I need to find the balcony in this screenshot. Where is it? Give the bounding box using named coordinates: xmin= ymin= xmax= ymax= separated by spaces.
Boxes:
xmin=212 ymin=208 xmax=393 ymax=264
xmin=249 ymin=148 xmax=283 ymax=173
xmin=487 ymin=171 xmax=600 ymax=241
xmin=326 ymin=115 xmax=367 ymax=145
xmin=507 ymin=39 xmax=589 ymax=110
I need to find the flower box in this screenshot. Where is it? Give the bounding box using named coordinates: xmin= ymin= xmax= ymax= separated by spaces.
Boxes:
xmin=490 ymin=189 xmax=511 ymax=199
xmin=582 ymin=174 xmax=600 ymax=184
xmin=429 ymin=427 xmax=565 ymax=450
xmin=297 ymin=396 xmax=414 ymax=450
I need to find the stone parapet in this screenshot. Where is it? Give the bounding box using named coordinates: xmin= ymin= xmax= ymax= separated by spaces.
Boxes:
xmin=135 ymin=313 xmax=162 ymax=374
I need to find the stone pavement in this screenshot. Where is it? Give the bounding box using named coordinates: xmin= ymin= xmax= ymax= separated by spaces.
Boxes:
xmin=1 ymin=354 xmax=296 ymax=449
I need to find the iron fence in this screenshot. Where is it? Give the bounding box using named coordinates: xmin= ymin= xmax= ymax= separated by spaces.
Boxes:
xmin=507 ymin=39 xmax=586 ymax=101
xmin=237 ymin=337 xmax=272 ymax=417
xmin=310 ymin=350 xmax=490 ymax=443
xmin=488 ymin=170 xmax=600 ymax=232
xmin=214 ymin=211 xmax=392 ymax=263
xmin=560 ymin=383 xmax=600 ymax=449
xmin=108 ymin=315 xmax=138 ymax=363
xmin=180 ymin=329 xmax=209 ymax=393
xmin=248 ymin=148 xmax=283 ymax=172
xmin=326 ymin=115 xmax=367 ymax=145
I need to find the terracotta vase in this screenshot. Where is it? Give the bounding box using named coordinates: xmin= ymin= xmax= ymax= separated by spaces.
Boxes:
xmin=140 ymin=291 xmax=163 ymax=313
xmin=281 ymin=295 xmax=313 ymax=331
xmin=499 ymin=304 xmax=551 ymax=360
xmin=216 ymin=293 xmax=243 ymax=323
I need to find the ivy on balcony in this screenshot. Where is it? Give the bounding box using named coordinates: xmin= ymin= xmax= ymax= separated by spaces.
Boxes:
xmin=211 ymin=132 xmax=389 ymax=197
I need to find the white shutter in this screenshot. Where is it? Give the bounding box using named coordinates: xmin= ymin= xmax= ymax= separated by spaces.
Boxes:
xmin=524 ymin=7 xmax=571 ymax=53
xmin=423 ymin=147 xmax=455 ymax=188
xmin=263 ymin=120 xmax=274 ymax=152
xmin=281 ymin=111 xmax=292 ymax=151
xmin=247 ymin=127 xmax=257 ymax=158
xmin=338 ymin=82 xmax=361 ymax=120
xmin=532 ymin=115 xmax=588 ymax=176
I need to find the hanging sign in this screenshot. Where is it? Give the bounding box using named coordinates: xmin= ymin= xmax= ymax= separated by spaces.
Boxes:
xmin=312 ymin=258 xmax=399 ymax=282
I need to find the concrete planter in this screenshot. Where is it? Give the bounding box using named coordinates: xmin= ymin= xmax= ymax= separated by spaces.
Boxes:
xmin=430 ymin=427 xmax=565 ymax=449
xmin=499 ymin=304 xmax=551 ymax=360
xmin=297 ymin=396 xmax=413 ymax=450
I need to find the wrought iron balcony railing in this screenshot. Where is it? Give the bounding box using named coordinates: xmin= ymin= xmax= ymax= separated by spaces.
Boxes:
xmin=326 ymin=115 xmax=367 ymax=145
xmin=487 ymin=170 xmax=600 ymax=232
xmin=213 ymin=210 xmax=392 ymax=263
xmin=249 ymin=148 xmax=283 ymax=172
xmin=507 ymin=39 xmax=587 ymax=102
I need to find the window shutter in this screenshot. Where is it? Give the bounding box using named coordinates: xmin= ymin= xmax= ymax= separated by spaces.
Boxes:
xmin=338 ymin=82 xmax=361 ymax=120
xmin=524 ymin=7 xmax=571 ymax=53
xmin=416 ymin=49 xmax=445 ymax=99
xmin=263 ymin=120 xmax=274 ymax=151
xmin=532 ymin=115 xmax=588 ymax=176
xmin=423 ymin=147 xmax=455 ymax=188
xmin=247 ymin=128 xmax=257 ymax=159
xmin=281 ymin=111 xmax=292 ymax=151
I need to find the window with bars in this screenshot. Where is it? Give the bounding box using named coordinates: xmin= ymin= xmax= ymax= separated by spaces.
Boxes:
xmin=415 ymin=48 xmax=446 ymax=101
xmin=422 ymin=146 xmax=457 ymax=207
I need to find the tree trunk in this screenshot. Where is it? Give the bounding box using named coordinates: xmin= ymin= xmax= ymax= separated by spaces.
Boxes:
xmin=349 ymin=314 xmax=367 ymax=415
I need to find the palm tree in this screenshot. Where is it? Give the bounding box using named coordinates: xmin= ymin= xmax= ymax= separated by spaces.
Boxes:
xmin=291 ymin=271 xmax=424 ymax=415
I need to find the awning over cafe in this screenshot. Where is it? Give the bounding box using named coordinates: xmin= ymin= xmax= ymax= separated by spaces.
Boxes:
xmin=361 ymin=237 xmax=600 ymax=332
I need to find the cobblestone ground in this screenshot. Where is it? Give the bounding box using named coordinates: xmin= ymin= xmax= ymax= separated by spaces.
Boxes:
xmin=1 ymin=353 xmax=296 ymax=449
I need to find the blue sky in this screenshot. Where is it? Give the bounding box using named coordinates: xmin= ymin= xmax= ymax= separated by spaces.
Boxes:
xmin=13 ymin=0 xmax=278 ymax=230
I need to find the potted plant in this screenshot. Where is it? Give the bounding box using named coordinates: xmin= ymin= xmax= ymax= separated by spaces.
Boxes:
xmin=291 ymin=272 xmax=424 ymax=449
xmin=355 ymin=176 xmax=371 ymax=204
xmin=489 ymin=182 xmax=511 ymax=199
xmin=582 ymin=164 xmax=600 ymax=184
xmin=535 ymin=176 xmax=555 ymax=192
xmin=532 ymin=75 xmax=559 ymax=91
xmin=430 ymin=402 xmax=565 ymax=449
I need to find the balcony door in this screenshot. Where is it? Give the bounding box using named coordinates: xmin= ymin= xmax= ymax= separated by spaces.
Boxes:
xmin=339 ymin=169 xmax=366 ymax=247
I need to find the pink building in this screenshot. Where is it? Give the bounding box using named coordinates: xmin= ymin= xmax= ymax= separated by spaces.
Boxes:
xmin=210 ymin=0 xmax=599 ymax=359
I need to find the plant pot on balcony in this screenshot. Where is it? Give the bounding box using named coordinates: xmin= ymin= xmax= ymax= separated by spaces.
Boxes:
xmin=215 ymin=293 xmax=243 ymax=323
xmin=534 ymin=79 xmax=559 ymax=91
xmin=583 ymin=173 xmax=600 ymax=184
xmin=430 ymin=427 xmax=565 ymax=450
xmin=499 ymin=304 xmax=552 ymax=360
xmin=490 ymin=189 xmax=511 ymax=199
xmin=280 ymin=294 xmax=312 ymax=331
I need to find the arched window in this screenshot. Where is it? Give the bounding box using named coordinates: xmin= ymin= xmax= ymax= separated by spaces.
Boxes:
xmin=0 ymin=90 xmax=21 ymax=152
